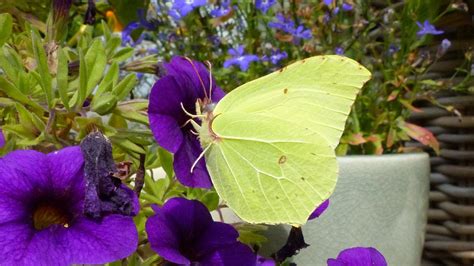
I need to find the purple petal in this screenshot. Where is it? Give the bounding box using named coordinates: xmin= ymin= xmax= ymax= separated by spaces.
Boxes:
xmin=196 ymin=222 xmax=240 ymax=255
xmin=257 ymin=255 xmax=276 ymax=266
xmin=174 ymin=136 xmax=212 ymax=188
xmin=0 ymin=223 xmax=34 ymax=265
xmin=327 ymin=247 xmax=387 ymax=266
xmin=200 ymin=243 xmax=256 ymax=266
xmin=308 ymin=199 xmax=330 ymax=220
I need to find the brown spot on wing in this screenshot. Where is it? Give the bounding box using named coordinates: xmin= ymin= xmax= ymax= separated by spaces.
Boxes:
xmin=283 ymin=88 xmax=288 ymax=94
xmin=278 ymin=155 xmax=287 ymax=164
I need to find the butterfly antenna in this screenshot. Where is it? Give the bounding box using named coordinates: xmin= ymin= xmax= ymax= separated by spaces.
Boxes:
xmin=205 ymin=60 xmax=213 ymax=99
xmin=184 ymin=57 xmax=208 ymax=99
xmin=190 ymin=143 xmax=212 ymax=173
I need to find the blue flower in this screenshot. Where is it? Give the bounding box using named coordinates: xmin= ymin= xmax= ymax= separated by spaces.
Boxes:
xmin=169 ymin=0 xmax=206 ymax=21
xmin=334 ymin=46 xmax=344 ymax=55
xmin=210 ymin=0 xmax=231 ymax=18
xmin=263 ymin=50 xmax=288 ymax=65
xmin=223 ymin=45 xmax=259 ymax=71
xmin=292 ymin=25 xmax=312 ymax=40
xmin=388 ymin=44 xmax=399 ymax=55
xmin=416 ymin=20 xmax=444 ymax=36
xmin=256 ymin=0 xmax=277 ymax=13
xmin=342 ymin=3 xmax=353 ymax=11
xmin=121 ymin=22 xmax=144 ymax=47
xmin=327 ymin=247 xmax=387 ymax=266
xmin=268 ymin=13 xmax=295 ymax=32
xmin=323 ymin=0 xmax=332 ymax=6
xmin=437 ymin=38 xmax=451 ymax=57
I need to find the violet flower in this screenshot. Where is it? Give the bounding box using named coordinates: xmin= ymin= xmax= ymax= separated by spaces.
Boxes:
xmin=327 ymin=247 xmax=387 ymax=266
xmin=0 ymin=147 xmax=138 ymax=265
xmin=121 ymin=22 xmax=144 ymax=47
xmin=148 ymin=57 xmax=225 ymax=188
xmin=256 ymin=0 xmax=277 ymax=13
xmin=292 ymin=25 xmax=312 ymax=40
xmin=169 ymin=0 xmax=206 ymax=21
xmin=257 ymin=255 xmax=276 ymax=266
xmin=263 ymin=50 xmax=288 ymax=65
xmin=308 ymin=199 xmax=330 ymax=220
xmin=342 ymin=3 xmax=353 ymax=11
xmin=334 ymin=46 xmax=344 ymax=55
xmin=210 ymin=0 xmax=231 ymax=18
xmin=223 ymin=45 xmax=259 ymax=71
xmin=145 ymin=197 xmax=256 ymax=265
xmin=268 ymin=13 xmax=295 ymax=32
xmin=416 ymin=20 xmax=444 ymax=36
xmin=323 ymin=0 xmax=333 ymax=6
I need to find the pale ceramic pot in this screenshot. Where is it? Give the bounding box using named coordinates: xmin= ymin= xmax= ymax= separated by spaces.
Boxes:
xmin=259 ymin=153 xmax=430 ymax=266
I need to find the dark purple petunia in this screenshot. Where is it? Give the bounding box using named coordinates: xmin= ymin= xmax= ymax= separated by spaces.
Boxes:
xmin=0 ymin=147 xmax=138 ymax=265
xmin=146 ymin=197 xmax=256 ymax=265
xmin=256 ymin=0 xmax=277 ymax=13
xmin=308 ymin=199 xmax=330 ymax=220
xmin=327 ymin=247 xmax=387 ymax=266
xmin=0 ymin=128 xmax=5 ymax=148
xmin=148 ymin=57 xmax=225 ymax=188
xmin=416 ymin=20 xmax=444 ymax=36
xmin=223 ymin=45 xmax=259 ymax=71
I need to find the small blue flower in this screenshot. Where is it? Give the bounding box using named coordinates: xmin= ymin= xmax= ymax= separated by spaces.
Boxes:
xmin=268 ymin=13 xmax=295 ymax=32
xmin=263 ymin=50 xmax=288 ymax=65
xmin=256 ymin=0 xmax=277 ymax=13
xmin=169 ymin=0 xmax=206 ymax=21
xmin=333 ymin=6 xmax=340 ymax=14
xmin=223 ymin=45 xmax=259 ymax=71
xmin=416 ymin=20 xmax=444 ymax=36
xmin=210 ymin=0 xmax=231 ymax=18
xmin=342 ymin=3 xmax=353 ymax=11
xmin=292 ymin=25 xmax=312 ymax=40
xmin=334 ymin=46 xmax=344 ymax=55
xmin=388 ymin=44 xmax=399 ymax=55
xmin=322 ymin=12 xmax=331 ymax=23
xmin=323 ymin=0 xmax=332 ymax=6
xmin=121 ymin=22 xmax=144 ymax=46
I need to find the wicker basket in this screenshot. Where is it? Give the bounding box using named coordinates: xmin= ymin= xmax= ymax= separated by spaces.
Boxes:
xmin=408 ymin=4 xmax=474 ymax=264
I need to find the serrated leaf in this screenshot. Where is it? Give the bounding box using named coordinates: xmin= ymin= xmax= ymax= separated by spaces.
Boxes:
xmin=0 ymin=13 xmax=13 ymax=47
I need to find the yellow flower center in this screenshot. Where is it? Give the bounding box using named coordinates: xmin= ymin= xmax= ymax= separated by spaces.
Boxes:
xmin=32 ymin=203 xmax=70 ymax=230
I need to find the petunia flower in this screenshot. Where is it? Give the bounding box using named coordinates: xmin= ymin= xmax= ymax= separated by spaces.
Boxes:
xmin=148 ymin=57 xmax=225 ymax=188
xmin=145 ymin=197 xmax=256 ymax=265
xmin=308 ymin=199 xmax=330 ymax=220
xmin=169 ymin=0 xmax=206 ymax=21
xmin=416 ymin=20 xmax=444 ymax=36
xmin=0 ymin=128 xmax=5 ymax=148
xmin=223 ymin=45 xmax=259 ymax=71
xmin=257 ymin=255 xmax=276 ymax=266
xmin=0 ymin=147 xmax=138 ymax=265
xmin=210 ymin=0 xmax=232 ymax=18
xmin=256 ymin=0 xmax=277 ymax=13
xmin=327 ymin=247 xmax=387 ymax=266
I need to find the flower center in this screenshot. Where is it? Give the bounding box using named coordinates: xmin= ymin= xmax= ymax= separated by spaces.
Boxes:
xmin=32 ymin=203 xmax=70 ymax=230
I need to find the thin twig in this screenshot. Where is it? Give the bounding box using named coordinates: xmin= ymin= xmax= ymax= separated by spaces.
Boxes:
xmin=134 ymin=153 xmax=146 ymax=196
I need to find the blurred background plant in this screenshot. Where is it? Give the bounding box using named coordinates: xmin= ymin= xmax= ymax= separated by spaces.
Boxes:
xmin=0 ymin=0 xmax=472 ymax=264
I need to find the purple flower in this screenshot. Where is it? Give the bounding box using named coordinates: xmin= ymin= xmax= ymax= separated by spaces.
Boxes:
xmin=223 ymin=45 xmax=259 ymax=71
xmin=333 ymin=6 xmax=340 ymax=15
xmin=388 ymin=44 xmax=399 ymax=55
xmin=148 ymin=57 xmax=225 ymax=188
xmin=0 ymin=147 xmax=138 ymax=265
xmin=323 ymin=12 xmax=331 ymax=23
xmin=308 ymin=199 xmax=330 ymax=220
xmin=334 ymin=46 xmax=344 ymax=55
xmin=121 ymin=22 xmax=144 ymax=46
xmin=268 ymin=13 xmax=295 ymax=32
xmin=210 ymin=0 xmax=231 ymax=18
xmin=0 ymin=128 xmax=5 ymax=148
xmin=323 ymin=0 xmax=333 ymax=6
xmin=257 ymin=255 xmax=276 ymax=266
xmin=263 ymin=50 xmax=288 ymax=65
xmin=437 ymin=38 xmax=451 ymax=57
xmin=146 ymin=197 xmax=256 ymax=265
xmin=327 ymin=247 xmax=387 ymax=266
xmin=256 ymin=0 xmax=277 ymax=13
xmin=342 ymin=3 xmax=353 ymax=11
xmin=416 ymin=20 xmax=444 ymax=36
xmin=169 ymin=0 xmax=206 ymax=21
xmin=292 ymin=25 xmax=312 ymax=40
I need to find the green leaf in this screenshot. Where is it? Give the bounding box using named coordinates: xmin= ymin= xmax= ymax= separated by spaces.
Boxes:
xmin=0 ymin=13 xmax=13 ymax=47
xmin=158 ymin=147 xmax=173 ymax=178
xmin=57 ymin=47 xmax=70 ymax=110
xmin=84 ymin=39 xmax=107 ymax=96
xmin=113 ymin=73 xmax=137 ymax=100
xmin=95 ymin=62 xmax=119 ymax=97
xmin=0 ymin=76 xmax=43 ymax=110
xmin=111 ymin=47 xmax=134 ymax=63
xmin=31 ymin=28 xmax=53 ymax=108
xmin=91 ymin=92 xmax=118 ymax=115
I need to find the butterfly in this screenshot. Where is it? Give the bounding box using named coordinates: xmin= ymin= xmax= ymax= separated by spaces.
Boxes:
xmin=193 ymin=56 xmax=371 ymax=225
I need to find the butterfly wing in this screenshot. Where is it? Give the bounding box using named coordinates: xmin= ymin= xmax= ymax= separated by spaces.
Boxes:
xmin=206 ymin=56 xmax=371 ymax=225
